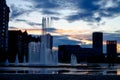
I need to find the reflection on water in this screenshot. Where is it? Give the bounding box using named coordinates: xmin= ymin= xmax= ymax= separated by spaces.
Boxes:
xmin=1 ymin=63 xmax=120 ymax=75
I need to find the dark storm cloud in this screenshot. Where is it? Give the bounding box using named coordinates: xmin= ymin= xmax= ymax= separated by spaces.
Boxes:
xmin=51 ymin=17 xmax=60 ymax=20
xmin=66 ymin=0 xmax=120 ymax=23
xmin=46 ymin=28 xmax=57 ymax=32
xmin=115 ymin=30 xmax=120 ymax=33
xmin=31 ymin=0 xmax=59 ymax=9
xmin=21 ymin=0 xmax=61 ymax=20
xmin=27 ymin=22 xmax=42 ymax=26
xmin=15 ymin=19 xmax=42 ymax=26
xmin=10 ymin=5 xmax=27 ymax=19
xmin=53 ymin=35 xmax=82 ymax=47
xmin=103 ymin=33 xmax=120 ymax=42
xmin=66 ymin=12 xmax=101 ymax=23
xmin=16 ymin=0 xmax=120 ymax=23
xmin=9 ymin=26 xmax=18 ymax=29
xmin=41 ymin=9 xmax=60 ymax=15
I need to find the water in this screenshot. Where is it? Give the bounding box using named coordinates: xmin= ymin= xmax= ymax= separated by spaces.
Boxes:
xmin=71 ymin=54 xmax=77 ymax=66
xmin=1 ymin=63 xmax=120 ymax=75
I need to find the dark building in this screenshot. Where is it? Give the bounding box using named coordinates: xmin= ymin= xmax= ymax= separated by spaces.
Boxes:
xmin=58 ymin=45 xmax=80 ymax=63
xmin=93 ymin=32 xmax=103 ymax=54
xmin=21 ymin=30 xmax=30 ymax=62
xmin=106 ymin=40 xmax=117 ymax=64
xmin=58 ymin=44 xmax=104 ymax=63
xmin=78 ymin=48 xmax=100 ymax=62
xmin=8 ymin=30 xmax=30 ymax=63
xmin=58 ymin=32 xmax=105 ymax=63
xmin=0 ymin=0 xmax=10 ymax=63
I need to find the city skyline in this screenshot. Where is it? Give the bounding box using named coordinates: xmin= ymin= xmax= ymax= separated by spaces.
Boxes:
xmin=6 ymin=0 xmax=120 ymax=53
xmin=2 ymin=1 xmax=120 ymax=77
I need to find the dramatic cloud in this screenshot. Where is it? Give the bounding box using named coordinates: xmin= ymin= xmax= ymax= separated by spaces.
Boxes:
xmin=20 ymin=0 xmax=120 ymax=24
xmin=15 ymin=19 xmax=42 ymax=26
xmin=8 ymin=0 xmax=120 ymax=24
xmin=51 ymin=17 xmax=60 ymax=20
xmin=30 ymin=0 xmax=59 ymax=9
xmin=115 ymin=30 xmax=120 ymax=33
xmin=9 ymin=5 xmax=34 ymax=21
xmin=103 ymin=32 xmax=120 ymax=42
xmin=9 ymin=26 xmax=18 ymax=29
xmin=10 ymin=5 xmax=27 ymax=19
xmin=66 ymin=0 xmax=120 ymax=23
xmin=41 ymin=10 xmax=59 ymax=15
xmin=53 ymin=35 xmax=81 ymax=47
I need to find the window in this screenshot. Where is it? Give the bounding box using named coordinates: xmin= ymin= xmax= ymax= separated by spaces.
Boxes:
xmin=2 ymin=33 xmax=4 ymax=36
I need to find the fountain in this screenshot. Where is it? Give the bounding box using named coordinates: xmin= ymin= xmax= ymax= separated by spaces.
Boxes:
xmin=15 ymin=54 xmax=19 ymax=65
xmin=29 ymin=42 xmax=41 ymax=65
xmin=28 ymin=17 xmax=57 ymax=66
xmin=5 ymin=59 xmax=9 ymax=66
xmin=52 ymin=49 xmax=58 ymax=65
xmin=23 ymin=55 xmax=26 ymax=64
xmin=40 ymin=17 xmax=52 ymax=65
xmin=71 ymin=54 xmax=77 ymax=66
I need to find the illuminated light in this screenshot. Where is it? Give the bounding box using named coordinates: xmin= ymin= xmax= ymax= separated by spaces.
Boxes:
xmin=117 ymin=69 xmax=120 ymax=75
xmin=117 ymin=43 xmax=120 ymax=53
xmin=52 ymin=47 xmax=58 ymax=51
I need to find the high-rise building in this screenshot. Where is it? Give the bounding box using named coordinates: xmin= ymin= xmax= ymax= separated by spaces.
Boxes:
xmin=92 ymin=32 xmax=103 ymax=54
xmin=0 ymin=0 xmax=10 ymax=62
xmin=106 ymin=40 xmax=117 ymax=63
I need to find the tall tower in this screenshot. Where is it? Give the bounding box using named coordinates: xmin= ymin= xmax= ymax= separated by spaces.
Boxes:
xmin=92 ymin=32 xmax=103 ymax=54
xmin=106 ymin=40 xmax=117 ymax=64
xmin=0 ymin=0 xmax=10 ymax=62
xmin=107 ymin=40 xmax=117 ymax=58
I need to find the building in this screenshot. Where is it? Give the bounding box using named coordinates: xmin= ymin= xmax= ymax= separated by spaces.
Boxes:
xmin=58 ymin=45 xmax=80 ymax=63
xmin=0 ymin=0 xmax=10 ymax=63
xmin=21 ymin=31 xmax=30 ymax=62
xmin=78 ymin=48 xmax=99 ymax=62
xmin=93 ymin=32 xmax=103 ymax=54
xmin=58 ymin=45 xmax=105 ymax=63
xmin=106 ymin=40 xmax=117 ymax=64
xmin=8 ymin=30 xmax=30 ymax=63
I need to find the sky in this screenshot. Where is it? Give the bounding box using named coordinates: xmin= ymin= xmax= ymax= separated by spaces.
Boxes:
xmin=6 ymin=0 xmax=120 ymax=53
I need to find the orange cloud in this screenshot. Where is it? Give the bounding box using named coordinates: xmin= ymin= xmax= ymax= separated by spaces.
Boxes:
xmin=55 ymin=29 xmax=90 ymax=35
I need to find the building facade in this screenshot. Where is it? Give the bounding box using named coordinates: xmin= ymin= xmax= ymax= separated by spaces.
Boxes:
xmin=58 ymin=45 xmax=80 ymax=63
xmin=0 ymin=0 xmax=10 ymax=62
xmin=93 ymin=32 xmax=103 ymax=54
xmin=106 ymin=40 xmax=117 ymax=63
